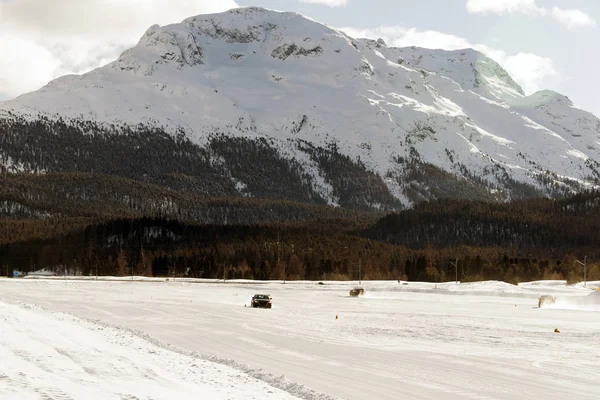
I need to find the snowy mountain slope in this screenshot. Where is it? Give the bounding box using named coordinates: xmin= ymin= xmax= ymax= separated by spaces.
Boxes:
xmin=385 ymin=45 xmax=525 ymax=102
xmin=1 ymin=7 xmax=599 ymax=210
xmin=509 ymin=90 xmax=600 ymax=179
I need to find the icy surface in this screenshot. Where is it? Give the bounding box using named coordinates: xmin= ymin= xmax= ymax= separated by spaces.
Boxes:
xmin=0 ymin=300 xmax=316 ymax=400
xmin=1 ymin=278 xmax=599 ymax=400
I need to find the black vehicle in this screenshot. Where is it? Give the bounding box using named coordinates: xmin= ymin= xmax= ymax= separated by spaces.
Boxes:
xmin=349 ymin=287 xmax=365 ymax=297
xmin=251 ymin=294 xmax=272 ymax=308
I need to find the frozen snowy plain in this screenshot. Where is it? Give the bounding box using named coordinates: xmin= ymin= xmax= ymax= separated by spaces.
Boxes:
xmin=1 ymin=278 xmax=599 ymax=400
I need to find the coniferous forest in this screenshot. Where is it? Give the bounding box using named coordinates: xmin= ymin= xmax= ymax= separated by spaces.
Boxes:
xmin=2 ymin=190 xmax=600 ymax=284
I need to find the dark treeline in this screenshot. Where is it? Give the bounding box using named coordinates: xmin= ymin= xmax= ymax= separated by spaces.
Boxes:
xmin=0 ymin=116 xmax=402 ymax=211
xmin=2 ymin=217 xmax=401 ymax=281
xmin=3 ymin=114 xmax=572 ymax=215
xmin=364 ymin=190 xmax=600 ymax=254
xmin=0 ymin=173 xmax=378 ymax=225
xmin=2 ymin=198 xmax=600 ymax=284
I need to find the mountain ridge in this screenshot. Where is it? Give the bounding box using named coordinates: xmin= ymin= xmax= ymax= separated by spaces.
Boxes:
xmin=1 ymin=6 xmax=599 ymax=216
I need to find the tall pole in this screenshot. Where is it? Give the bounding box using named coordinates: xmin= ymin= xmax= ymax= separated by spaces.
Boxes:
xmin=576 ymin=256 xmax=587 ymax=288
xmin=285 ymin=244 xmax=293 ymax=285
xmin=141 ymin=243 xmax=146 ymax=277
xmin=450 ymin=259 xmax=458 ymax=284
xmin=359 ymin=258 xmax=362 ymax=285
xmin=584 ymin=255 xmax=587 ymax=288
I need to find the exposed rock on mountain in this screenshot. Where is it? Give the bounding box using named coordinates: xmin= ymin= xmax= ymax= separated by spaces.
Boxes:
xmin=2 ymin=7 xmax=599 ymax=218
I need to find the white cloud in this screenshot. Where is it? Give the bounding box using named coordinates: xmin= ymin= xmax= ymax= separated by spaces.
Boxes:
xmin=0 ymin=34 xmax=61 ymax=99
xmin=0 ymin=0 xmax=238 ymax=98
xmin=340 ymin=27 xmax=471 ymax=50
xmin=466 ymin=0 xmax=596 ymax=29
xmin=340 ymin=26 xmax=557 ymax=95
xmin=474 ymin=46 xmax=557 ymax=93
xmin=0 ymin=0 xmax=239 ymax=40
xmin=551 ymin=7 xmax=597 ymax=29
xmin=299 ymin=0 xmax=348 ymax=7
xmin=466 ymin=0 xmax=544 ymax=16
xmin=502 ymin=53 xmax=557 ymax=93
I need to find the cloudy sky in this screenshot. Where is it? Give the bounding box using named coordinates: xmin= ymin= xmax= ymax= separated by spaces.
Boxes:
xmin=0 ymin=0 xmax=598 ymax=116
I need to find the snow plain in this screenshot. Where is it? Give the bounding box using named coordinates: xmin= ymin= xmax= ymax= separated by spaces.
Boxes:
xmin=0 ymin=300 xmax=305 ymax=400
xmin=1 ymin=278 xmax=599 ymax=400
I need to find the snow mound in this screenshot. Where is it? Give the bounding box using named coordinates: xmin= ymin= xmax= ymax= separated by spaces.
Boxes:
xmin=519 ymin=280 xmax=568 ymax=287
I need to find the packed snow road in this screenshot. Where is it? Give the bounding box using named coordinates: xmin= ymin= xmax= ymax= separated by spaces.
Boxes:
xmin=0 ymin=301 xmax=318 ymax=400
xmin=1 ymin=279 xmax=599 ymax=400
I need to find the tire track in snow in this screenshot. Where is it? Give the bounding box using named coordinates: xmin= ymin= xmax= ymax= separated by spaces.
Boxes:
xmin=0 ymin=300 xmax=338 ymax=400
xmin=0 ymin=299 xmax=339 ymax=400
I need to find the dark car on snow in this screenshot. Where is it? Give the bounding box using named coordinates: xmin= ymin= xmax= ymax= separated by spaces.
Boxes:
xmin=251 ymin=294 xmax=272 ymax=308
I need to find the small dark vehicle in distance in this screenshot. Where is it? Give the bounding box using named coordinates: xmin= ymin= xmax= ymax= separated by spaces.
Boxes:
xmin=349 ymin=287 xmax=364 ymax=297
xmin=251 ymin=294 xmax=272 ymax=308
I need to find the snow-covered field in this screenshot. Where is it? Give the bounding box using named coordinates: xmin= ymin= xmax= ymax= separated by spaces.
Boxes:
xmin=1 ymin=279 xmax=599 ymax=399
xmin=0 ymin=300 xmax=309 ymax=400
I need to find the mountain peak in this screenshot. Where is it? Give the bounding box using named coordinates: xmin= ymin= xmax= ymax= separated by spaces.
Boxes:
xmin=525 ymin=90 xmax=573 ymax=106
xmin=186 ymin=6 xmax=283 ymax=19
xmin=2 ymin=7 xmax=598 ymax=210
xmin=387 ymin=46 xmax=525 ymax=102
xmin=108 ymin=6 xmax=341 ymax=77
xmin=508 ymin=90 xmax=577 ymax=115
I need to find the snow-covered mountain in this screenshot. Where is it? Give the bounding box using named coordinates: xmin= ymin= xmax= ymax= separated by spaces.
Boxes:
xmin=2 ymin=7 xmax=599 ymax=212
